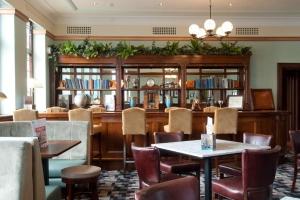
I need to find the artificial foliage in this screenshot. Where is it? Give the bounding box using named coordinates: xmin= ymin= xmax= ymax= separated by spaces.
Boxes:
xmin=49 ymin=39 xmax=252 ymax=60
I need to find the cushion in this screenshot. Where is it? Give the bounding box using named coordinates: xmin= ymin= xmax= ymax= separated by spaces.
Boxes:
xmin=45 ymin=185 xmax=61 ymax=200
xmin=49 ymin=159 xmax=86 ymax=178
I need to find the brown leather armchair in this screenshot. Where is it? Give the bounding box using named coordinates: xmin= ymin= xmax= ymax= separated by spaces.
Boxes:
xmin=131 ymin=144 xmax=180 ymax=189
xmin=219 ymin=132 xmax=272 ymax=178
xmin=135 ymin=176 xmax=200 ymax=200
xmin=154 ymin=131 xmax=201 ymax=180
xmin=289 ymin=130 xmax=300 ymax=192
xmin=213 ymin=145 xmax=281 ymax=200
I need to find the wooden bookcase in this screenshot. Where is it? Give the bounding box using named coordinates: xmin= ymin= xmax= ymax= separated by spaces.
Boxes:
xmin=51 ymin=55 xmax=250 ymax=111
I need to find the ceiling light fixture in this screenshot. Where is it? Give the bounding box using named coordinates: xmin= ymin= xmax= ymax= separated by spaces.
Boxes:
xmin=188 ymin=0 xmax=233 ymax=39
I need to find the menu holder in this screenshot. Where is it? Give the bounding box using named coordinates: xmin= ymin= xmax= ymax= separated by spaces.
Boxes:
xmin=31 ymin=118 xmax=48 ymax=148
xmin=201 ymin=134 xmax=216 ymax=150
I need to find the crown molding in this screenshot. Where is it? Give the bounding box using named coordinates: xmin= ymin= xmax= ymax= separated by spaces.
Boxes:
xmin=0 ymin=8 xmax=29 ymax=22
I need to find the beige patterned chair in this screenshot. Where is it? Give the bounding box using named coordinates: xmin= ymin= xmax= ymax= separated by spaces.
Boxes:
xmin=0 ymin=137 xmax=61 ymax=200
xmin=203 ymin=106 xmax=219 ymax=113
xmin=122 ymin=107 xmax=147 ymax=170
xmin=164 ymin=107 xmax=181 ymax=113
xmin=164 ymin=108 xmax=193 ymax=136
xmin=88 ymin=106 xmax=106 ymax=113
xmin=68 ymin=108 xmax=102 ymax=163
xmin=46 ymin=107 xmax=67 ymax=113
xmin=13 ymin=108 xmax=38 ymax=121
xmin=213 ymin=107 xmax=238 ymax=136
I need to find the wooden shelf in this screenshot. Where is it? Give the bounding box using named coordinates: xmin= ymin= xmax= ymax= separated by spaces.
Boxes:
xmin=186 ymin=88 xmax=244 ymax=90
xmin=57 ymin=88 xmax=116 ymax=91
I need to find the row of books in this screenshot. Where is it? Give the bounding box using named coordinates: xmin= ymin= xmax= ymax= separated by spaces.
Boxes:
xmin=59 ymin=78 xmax=116 ymax=90
xmin=186 ymin=77 xmax=240 ymax=89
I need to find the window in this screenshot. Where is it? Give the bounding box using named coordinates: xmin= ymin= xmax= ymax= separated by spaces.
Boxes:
xmin=26 ymin=21 xmax=33 ymax=95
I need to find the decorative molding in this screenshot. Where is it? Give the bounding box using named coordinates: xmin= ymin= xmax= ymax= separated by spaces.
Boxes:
xmin=53 ymin=35 xmax=300 ymax=41
xmin=0 ymin=8 xmax=29 ymax=22
xmin=46 ymin=31 xmax=55 ymax=40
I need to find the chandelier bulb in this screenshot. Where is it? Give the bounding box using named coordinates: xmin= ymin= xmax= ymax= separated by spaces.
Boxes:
xmin=189 ymin=24 xmax=200 ymax=35
xmin=204 ymin=19 xmax=216 ymax=32
xmin=222 ymin=21 xmax=233 ymax=34
xmin=216 ymin=26 xmax=226 ymax=37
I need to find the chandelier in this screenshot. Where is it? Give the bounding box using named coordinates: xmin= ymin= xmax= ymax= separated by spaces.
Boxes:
xmin=189 ymin=0 xmax=233 ymax=39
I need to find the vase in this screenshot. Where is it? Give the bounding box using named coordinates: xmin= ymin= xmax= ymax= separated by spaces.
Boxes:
xmin=165 ymin=95 xmax=172 ymax=108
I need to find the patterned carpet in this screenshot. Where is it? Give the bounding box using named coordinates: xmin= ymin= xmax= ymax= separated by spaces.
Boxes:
xmin=73 ymin=163 xmax=300 ymax=200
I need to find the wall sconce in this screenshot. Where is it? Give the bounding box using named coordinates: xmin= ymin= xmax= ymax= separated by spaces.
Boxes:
xmin=0 ymin=92 xmax=7 ymax=100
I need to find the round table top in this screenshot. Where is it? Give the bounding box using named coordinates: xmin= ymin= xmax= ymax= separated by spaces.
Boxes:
xmin=61 ymin=165 xmax=101 ymax=180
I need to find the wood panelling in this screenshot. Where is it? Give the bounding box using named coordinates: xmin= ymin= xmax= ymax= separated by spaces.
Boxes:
xmin=36 ymin=111 xmax=289 ymax=169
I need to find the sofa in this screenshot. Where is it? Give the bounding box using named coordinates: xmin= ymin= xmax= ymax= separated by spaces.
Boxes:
xmin=0 ymin=121 xmax=90 ymax=184
xmin=0 ymin=137 xmax=61 ymax=200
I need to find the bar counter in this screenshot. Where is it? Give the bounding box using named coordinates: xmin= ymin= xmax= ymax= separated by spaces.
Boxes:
xmin=0 ymin=110 xmax=289 ymax=169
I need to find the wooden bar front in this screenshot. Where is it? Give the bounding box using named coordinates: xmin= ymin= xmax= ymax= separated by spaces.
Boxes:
xmin=37 ymin=111 xmax=289 ymax=169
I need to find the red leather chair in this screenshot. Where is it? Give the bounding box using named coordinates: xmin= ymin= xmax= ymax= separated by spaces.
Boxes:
xmin=131 ymin=144 xmax=181 ymax=189
xmin=219 ymin=132 xmax=272 ymax=178
xmin=213 ymin=145 xmax=281 ymax=200
xmin=154 ymin=132 xmax=201 ymax=180
xmin=289 ymin=130 xmax=300 ymax=192
xmin=135 ymin=176 xmax=200 ymax=200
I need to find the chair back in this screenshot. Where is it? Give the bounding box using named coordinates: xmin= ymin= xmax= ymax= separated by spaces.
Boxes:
xmin=164 ymin=107 xmax=180 ymax=113
xmin=68 ymin=108 xmax=92 ymax=134
xmin=46 ymin=107 xmax=67 ymax=113
xmin=213 ymin=108 xmax=238 ymax=134
xmin=243 ymin=132 xmax=272 ymax=146
xmin=0 ymin=137 xmax=46 ymax=200
xmin=154 ymin=131 xmax=184 ymax=144
xmin=289 ymin=130 xmax=300 ymax=154
xmin=122 ymin=107 xmax=146 ymax=135
xmin=242 ymin=145 xmax=281 ymax=190
xmin=168 ymin=108 xmax=192 ymax=135
xmin=132 ymin=144 xmax=160 ymax=188
xmin=88 ymin=106 xmax=106 ymax=113
xmin=135 ymin=176 xmax=200 ymax=200
xmin=13 ymin=109 xmax=38 ymax=121
xmin=203 ymin=106 xmax=219 ymax=113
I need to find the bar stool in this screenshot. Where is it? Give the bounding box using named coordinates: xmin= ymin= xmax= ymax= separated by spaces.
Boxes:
xmin=68 ymin=108 xmax=102 ymax=164
xmin=13 ymin=108 xmax=38 ymax=121
xmin=164 ymin=108 xmax=192 ymax=138
xmin=61 ymin=165 xmax=101 ymax=200
xmin=46 ymin=106 xmax=67 ymax=113
xmin=122 ymin=107 xmax=147 ymax=170
xmin=203 ymin=106 xmax=219 ymax=113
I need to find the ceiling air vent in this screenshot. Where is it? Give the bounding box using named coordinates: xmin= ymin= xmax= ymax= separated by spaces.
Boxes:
xmin=66 ymin=26 xmax=91 ymax=35
xmin=236 ymin=28 xmax=259 ymax=36
xmin=152 ymin=27 xmax=176 ymax=35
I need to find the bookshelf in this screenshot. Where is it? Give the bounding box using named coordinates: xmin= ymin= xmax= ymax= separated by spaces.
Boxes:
xmin=52 ymin=55 xmax=250 ymax=110
xmin=54 ymin=56 xmax=118 ymax=109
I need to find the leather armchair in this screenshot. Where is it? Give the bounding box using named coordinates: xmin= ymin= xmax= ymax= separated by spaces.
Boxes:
xmin=213 ymin=145 xmax=281 ymax=200
xmin=219 ymin=132 xmax=272 ymax=178
xmin=154 ymin=131 xmax=201 ymax=180
xmin=131 ymin=144 xmax=180 ymax=189
xmin=289 ymin=130 xmax=300 ymax=192
xmin=135 ymin=176 xmax=200 ymax=200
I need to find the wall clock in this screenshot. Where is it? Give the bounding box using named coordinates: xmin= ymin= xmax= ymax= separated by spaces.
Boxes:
xmin=146 ymin=79 xmax=155 ymax=87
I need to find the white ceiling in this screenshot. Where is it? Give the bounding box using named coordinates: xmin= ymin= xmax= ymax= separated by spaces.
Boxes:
xmin=25 ymin=0 xmax=300 ymax=19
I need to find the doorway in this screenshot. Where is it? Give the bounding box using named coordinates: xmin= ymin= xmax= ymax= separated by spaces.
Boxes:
xmin=278 ymin=63 xmax=300 ymax=130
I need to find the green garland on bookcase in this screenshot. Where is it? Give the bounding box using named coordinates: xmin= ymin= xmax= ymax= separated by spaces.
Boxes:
xmin=49 ymin=39 xmax=252 ymax=60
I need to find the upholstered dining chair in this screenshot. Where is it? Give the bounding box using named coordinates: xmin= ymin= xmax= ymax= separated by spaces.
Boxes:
xmin=219 ymin=132 xmax=272 ymax=178
xmin=154 ymin=131 xmax=201 ymax=180
xmin=135 ymin=176 xmax=200 ymax=200
xmin=68 ymin=108 xmax=102 ymax=163
xmin=213 ymin=107 xmax=238 ymax=138
xmin=164 ymin=108 xmax=193 ymax=138
xmin=289 ymin=130 xmax=300 ymax=192
xmin=164 ymin=106 xmax=181 ymax=113
xmin=46 ymin=106 xmax=67 ymax=113
xmin=212 ymin=145 xmax=281 ymax=200
xmin=131 ymin=144 xmax=181 ymax=189
xmin=122 ymin=107 xmax=147 ymax=170
xmin=13 ymin=108 xmax=38 ymax=121
xmin=203 ymin=106 xmax=219 ymax=113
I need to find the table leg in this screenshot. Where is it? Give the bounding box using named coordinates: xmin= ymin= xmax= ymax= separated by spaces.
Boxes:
xmin=42 ymin=158 xmax=49 ymax=185
xmin=204 ymin=157 xmax=212 ymax=200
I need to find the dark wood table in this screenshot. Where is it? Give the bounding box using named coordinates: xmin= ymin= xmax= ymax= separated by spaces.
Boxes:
xmin=40 ymin=140 xmax=81 ymax=185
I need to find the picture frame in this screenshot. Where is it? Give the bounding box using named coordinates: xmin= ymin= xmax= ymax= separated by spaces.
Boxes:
xmin=250 ymin=89 xmax=275 ymax=110
xmin=227 ymin=95 xmax=244 ymax=110
xmin=58 ymin=94 xmax=72 ymax=110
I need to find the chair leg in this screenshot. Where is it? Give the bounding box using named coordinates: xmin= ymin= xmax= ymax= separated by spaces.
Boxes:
xmin=123 ymin=135 xmax=127 ymax=171
xmin=90 ymin=179 xmax=98 ymax=200
xmin=292 ymin=158 xmax=298 ymax=192
xmin=66 ymin=183 xmax=74 ymax=200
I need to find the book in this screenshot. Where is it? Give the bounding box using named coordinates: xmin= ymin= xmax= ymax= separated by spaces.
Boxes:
xmin=31 ymin=118 xmax=48 ymax=148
